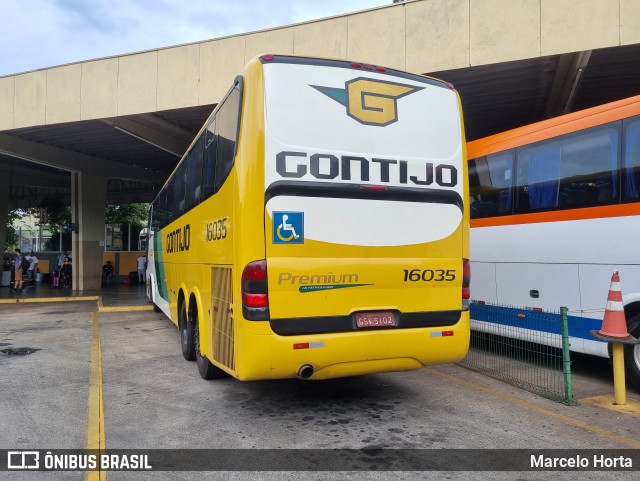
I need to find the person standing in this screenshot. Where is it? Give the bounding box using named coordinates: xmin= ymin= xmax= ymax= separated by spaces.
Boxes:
xmin=8 ymin=258 xmax=16 ymax=290
xmin=136 ymin=255 xmax=147 ymax=284
xmin=58 ymin=250 xmax=70 ymax=270
xmin=60 ymin=257 xmax=72 ymax=288
xmin=10 ymin=248 xmax=24 ymax=293
xmin=26 ymin=251 xmax=38 ymax=286
xmin=102 ymin=260 xmax=114 ymax=285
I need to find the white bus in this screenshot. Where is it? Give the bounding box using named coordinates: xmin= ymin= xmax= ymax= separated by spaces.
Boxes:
xmin=467 ymin=95 xmax=640 ymax=387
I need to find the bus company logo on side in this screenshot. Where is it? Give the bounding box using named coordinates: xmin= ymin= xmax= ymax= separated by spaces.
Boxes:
xmin=166 ymin=224 xmax=190 ymax=253
xmin=272 ymin=212 xmax=304 ymax=244
xmin=311 ymin=77 xmax=423 ymax=126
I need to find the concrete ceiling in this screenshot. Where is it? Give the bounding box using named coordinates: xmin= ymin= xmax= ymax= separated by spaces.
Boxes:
xmin=0 ymin=104 xmax=213 ymax=208
xmin=431 ymin=43 xmax=640 ymax=141
xmin=2 ymin=42 xmax=640 ymax=210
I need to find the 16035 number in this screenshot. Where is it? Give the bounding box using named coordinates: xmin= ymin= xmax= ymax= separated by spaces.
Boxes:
xmin=403 ymin=269 xmax=455 ymax=282
xmin=206 ymin=217 xmax=228 ymax=241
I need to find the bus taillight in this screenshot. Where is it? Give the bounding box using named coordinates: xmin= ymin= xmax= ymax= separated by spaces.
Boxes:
xmin=242 ymin=260 xmax=270 ymax=320
xmin=462 ymin=258 xmax=470 ymax=310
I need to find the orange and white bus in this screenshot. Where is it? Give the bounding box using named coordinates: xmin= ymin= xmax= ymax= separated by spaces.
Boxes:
xmin=467 ymin=95 xmax=640 ymax=387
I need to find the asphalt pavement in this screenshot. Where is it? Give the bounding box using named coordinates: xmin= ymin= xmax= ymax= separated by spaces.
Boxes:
xmin=1 ymin=292 xmax=639 ymax=480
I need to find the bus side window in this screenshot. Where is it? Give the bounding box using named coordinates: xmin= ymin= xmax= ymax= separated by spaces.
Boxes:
xmin=516 ymin=142 xmax=561 ymax=213
xmin=174 ymin=163 xmax=187 ymax=216
xmin=469 ymin=157 xmax=495 ymax=218
xmin=165 ymin=173 xmax=176 ymax=225
xmin=158 ymin=189 xmax=170 ymax=229
xmin=623 ymin=118 xmax=640 ymax=202
xmin=558 ymin=125 xmax=620 ymax=208
xmin=515 ymin=124 xmax=621 ymax=214
xmin=185 ymin=136 xmax=204 ymax=211
xmin=202 ymin=119 xmax=217 ymax=200
xmin=214 ymin=87 xmax=240 ymax=192
xmin=469 ymin=151 xmax=514 ymax=219
xmin=149 ymin=202 xmax=159 ymax=232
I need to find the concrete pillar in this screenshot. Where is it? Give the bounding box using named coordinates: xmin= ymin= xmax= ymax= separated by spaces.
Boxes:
xmin=0 ymin=164 xmax=9 ymax=258
xmin=71 ymin=171 xmax=107 ymax=290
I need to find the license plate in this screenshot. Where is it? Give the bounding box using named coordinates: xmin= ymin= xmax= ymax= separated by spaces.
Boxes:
xmin=355 ymin=311 xmax=397 ymax=328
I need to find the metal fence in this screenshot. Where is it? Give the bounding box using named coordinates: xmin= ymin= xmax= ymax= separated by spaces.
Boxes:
xmin=459 ymin=303 xmax=573 ymax=404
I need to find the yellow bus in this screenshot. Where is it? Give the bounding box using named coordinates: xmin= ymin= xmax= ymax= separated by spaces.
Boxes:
xmin=147 ymin=54 xmax=470 ymax=381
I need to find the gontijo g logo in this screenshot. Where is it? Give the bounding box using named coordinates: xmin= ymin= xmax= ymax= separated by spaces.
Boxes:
xmin=312 ymin=77 xmax=423 ymax=126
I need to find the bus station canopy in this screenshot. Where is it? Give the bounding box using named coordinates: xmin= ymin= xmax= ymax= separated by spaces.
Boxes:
xmin=2 ymin=0 xmax=640 ymax=209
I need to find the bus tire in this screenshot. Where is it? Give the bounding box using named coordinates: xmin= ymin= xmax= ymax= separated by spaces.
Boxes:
xmin=194 ymin=308 xmax=225 ymax=380
xmin=624 ymin=314 xmax=640 ymax=390
xmin=179 ymin=301 xmax=196 ymax=361
xmin=153 ymin=303 xmax=162 ymax=313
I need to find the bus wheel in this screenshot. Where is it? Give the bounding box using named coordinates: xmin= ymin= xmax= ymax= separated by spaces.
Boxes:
xmin=179 ymin=301 xmax=195 ymax=361
xmin=153 ymin=303 xmax=162 ymax=313
xmin=194 ymin=309 xmax=225 ymax=380
xmin=625 ymin=314 xmax=640 ymax=390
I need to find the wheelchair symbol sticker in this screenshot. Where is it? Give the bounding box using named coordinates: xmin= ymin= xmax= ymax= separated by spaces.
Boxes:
xmin=273 ymin=212 xmax=304 ymax=244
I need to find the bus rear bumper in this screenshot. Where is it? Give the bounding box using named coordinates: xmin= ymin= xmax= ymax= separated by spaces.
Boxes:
xmin=235 ymin=312 xmax=470 ymax=381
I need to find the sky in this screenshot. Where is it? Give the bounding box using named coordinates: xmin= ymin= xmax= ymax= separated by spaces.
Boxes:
xmin=1 ymin=0 xmax=395 ymax=77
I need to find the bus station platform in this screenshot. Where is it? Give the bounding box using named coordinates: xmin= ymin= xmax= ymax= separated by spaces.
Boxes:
xmin=0 ymin=281 xmax=152 ymax=310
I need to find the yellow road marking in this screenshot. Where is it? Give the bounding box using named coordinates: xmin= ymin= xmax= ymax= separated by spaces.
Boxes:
xmin=0 ymin=296 xmax=99 ymax=304
xmin=86 ymin=310 xmax=106 ymax=481
xmin=0 ymin=295 xmax=152 ymax=312
xmin=429 ymin=367 xmax=640 ymax=449
xmin=581 ymin=394 xmax=640 ymax=416
xmin=99 ymin=305 xmax=153 ymax=313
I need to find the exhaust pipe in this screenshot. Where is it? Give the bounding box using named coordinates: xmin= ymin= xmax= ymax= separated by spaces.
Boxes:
xmin=297 ymin=364 xmax=314 ymax=379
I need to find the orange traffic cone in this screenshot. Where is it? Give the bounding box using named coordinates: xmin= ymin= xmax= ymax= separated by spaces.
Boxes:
xmin=589 ymin=270 xmax=640 ymax=407
xmin=599 ymin=270 xmax=629 ymax=338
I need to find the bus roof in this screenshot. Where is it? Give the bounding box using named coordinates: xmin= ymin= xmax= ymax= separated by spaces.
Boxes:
xmin=467 ymin=94 xmax=640 ymax=159
xmin=258 ymin=54 xmax=452 ymax=90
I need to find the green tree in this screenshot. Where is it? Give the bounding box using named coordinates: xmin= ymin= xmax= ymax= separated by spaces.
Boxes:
xmin=106 ymin=203 xmax=149 ymax=251
xmin=5 ymin=209 xmax=28 ymax=250
xmin=31 ymin=198 xmax=72 ymax=251
xmin=33 ymin=197 xmax=70 ymax=229
xmin=7 ymin=201 xmax=150 ymax=252
xmin=106 ymin=203 xmax=149 ymax=228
